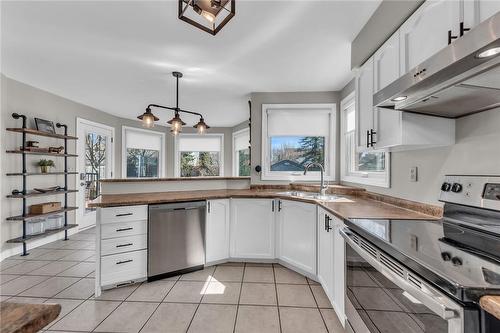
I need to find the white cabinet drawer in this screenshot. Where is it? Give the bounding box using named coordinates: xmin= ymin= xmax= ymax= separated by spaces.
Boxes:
xmin=101 ymin=205 xmax=148 ymax=224
xmin=101 ymin=220 xmax=147 ymax=239
xmin=101 ymin=234 xmax=147 ymax=256
xmin=101 ymin=250 xmax=147 ymax=287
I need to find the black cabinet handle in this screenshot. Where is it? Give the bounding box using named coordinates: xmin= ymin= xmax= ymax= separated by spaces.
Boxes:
xmin=366 ymin=130 xmax=370 ymax=148
xmin=116 ymin=243 xmax=133 ymax=248
xmin=278 ymin=200 xmax=282 ymax=212
xmin=116 ymin=259 xmax=133 ymax=265
xmin=459 ymin=22 xmax=470 ymax=37
xmin=116 ymin=227 xmax=133 ymax=232
xmin=116 ymin=213 xmax=133 ymax=217
xmin=207 ymin=201 xmax=211 ymax=213
xmin=448 ymin=30 xmax=458 ymax=45
xmin=272 ymin=200 xmax=275 ymax=212
xmin=325 ymin=215 xmax=332 ymax=232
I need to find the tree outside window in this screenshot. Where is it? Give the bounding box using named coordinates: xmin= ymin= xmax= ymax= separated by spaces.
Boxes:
xmin=85 ymin=133 xmax=107 ymax=203
xmin=270 ymin=136 xmax=325 ymax=172
xmin=181 ymin=151 xmax=220 ymax=177
xmin=127 ymin=149 xmax=159 ymax=177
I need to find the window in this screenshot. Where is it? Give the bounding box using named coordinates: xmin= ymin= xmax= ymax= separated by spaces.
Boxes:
xmin=175 ymin=134 xmax=224 ymax=177
xmin=261 ymin=104 xmax=336 ymax=181
xmin=122 ymin=126 xmax=165 ymax=178
xmin=233 ymin=128 xmax=250 ymax=177
xmin=340 ymin=92 xmax=390 ymax=187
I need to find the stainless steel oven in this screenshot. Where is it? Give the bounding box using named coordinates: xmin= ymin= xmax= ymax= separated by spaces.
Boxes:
xmin=341 ymin=228 xmax=472 ymax=333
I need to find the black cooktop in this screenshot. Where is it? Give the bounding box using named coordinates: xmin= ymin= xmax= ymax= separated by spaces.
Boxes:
xmin=346 ymin=205 xmax=500 ymax=303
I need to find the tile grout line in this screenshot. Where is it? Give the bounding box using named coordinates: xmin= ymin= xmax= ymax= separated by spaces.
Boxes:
xmin=307 ymin=279 xmax=330 ymax=333
xmin=185 ymin=266 xmax=215 ymax=332
xmin=137 ymin=276 xmax=179 ymax=332
xmin=232 ymin=262 xmax=246 ymax=333
xmin=272 ymin=263 xmax=283 ymax=333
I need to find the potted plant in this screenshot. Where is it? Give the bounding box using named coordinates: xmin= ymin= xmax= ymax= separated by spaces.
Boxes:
xmin=37 ymin=159 xmax=55 ymax=173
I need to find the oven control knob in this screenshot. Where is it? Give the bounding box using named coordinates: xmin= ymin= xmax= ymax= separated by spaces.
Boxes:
xmin=441 ymin=182 xmax=452 ymax=192
xmin=441 ymin=252 xmax=452 ymax=261
xmin=451 ymin=183 xmax=463 ymax=193
xmin=451 ymin=257 xmax=463 ymax=266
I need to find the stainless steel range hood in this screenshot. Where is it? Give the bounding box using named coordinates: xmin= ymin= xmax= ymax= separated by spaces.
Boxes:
xmin=374 ymin=12 xmax=500 ymax=118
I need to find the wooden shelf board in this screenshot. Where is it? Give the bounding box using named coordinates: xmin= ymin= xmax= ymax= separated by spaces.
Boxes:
xmin=6 ymin=172 xmax=79 ymax=176
xmin=6 ymin=150 xmax=78 ymax=157
xmin=6 ymin=128 xmax=78 ymax=140
xmin=6 ymin=224 xmax=78 ymax=243
xmin=6 ymin=207 xmax=78 ymax=221
xmin=7 ymin=189 xmax=78 ymax=198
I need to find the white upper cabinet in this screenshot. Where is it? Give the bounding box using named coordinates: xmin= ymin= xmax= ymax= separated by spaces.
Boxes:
xmin=277 ymin=200 xmax=316 ymax=275
xmin=230 ymin=199 xmax=275 ymax=259
xmin=206 ymin=199 xmax=230 ymax=264
xmin=464 ymin=0 xmax=500 ymax=28
xmin=373 ymin=31 xmax=403 ymax=149
xmin=355 ymin=57 xmax=374 ymax=151
xmin=399 ymin=0 xmax=462 ymax=74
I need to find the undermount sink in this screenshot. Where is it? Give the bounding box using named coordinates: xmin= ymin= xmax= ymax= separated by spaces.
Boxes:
xmin=277 ymin=191 xmax=340 ymax=202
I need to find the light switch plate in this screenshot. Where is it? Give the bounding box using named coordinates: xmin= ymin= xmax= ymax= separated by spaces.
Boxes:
xmin=410 ymin=167 xmax=418 ymax=182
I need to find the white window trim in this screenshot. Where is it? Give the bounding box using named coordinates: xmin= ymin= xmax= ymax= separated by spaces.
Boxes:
xmin=174 ymin=133 xmax=225 ymax=177
xmin=340 ymin=92 xmax=390 ymax=188
xmin=261 ymin=103 xmax=336 ymax=182
xmin=121 ymin=126 xmax=166 ymax=178
xmin=232 ymin=128 xmax=250 ymax=177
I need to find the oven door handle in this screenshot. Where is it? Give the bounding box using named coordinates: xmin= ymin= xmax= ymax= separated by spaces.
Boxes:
xmin=340 ymin=228 xmax=460 ymax=321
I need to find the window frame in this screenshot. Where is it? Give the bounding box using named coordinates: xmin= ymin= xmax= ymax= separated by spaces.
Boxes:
xmin=340 ymin=92 xmax=390 ymax=188
xmin=121 ymin=126 xmax=166 ymax=178
xmin=174 ymin=133 xmax=225 ymax=177
xmin=232 ymin=127 xmax=250 ymax=177
xmin=261 ymin=103 xmax=336 ymax=181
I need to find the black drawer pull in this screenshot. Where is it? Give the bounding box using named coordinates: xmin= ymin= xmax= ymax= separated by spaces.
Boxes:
xmin=116 ymin=259 xmax=133 ymax=265
xmin=116 ymin=243 xmax=133 ymax=248
xmin=116 ymin=213 xmax=133 ymax=217
xmin=116 ymin=227 xmax=133 ymax=232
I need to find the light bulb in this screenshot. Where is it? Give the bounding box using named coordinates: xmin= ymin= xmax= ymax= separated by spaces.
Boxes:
xmin=197 ymin=123 xmax=206 ymax=134
xmin=201 ymin=10 xmax=216 ymax=23
xmin=171 ymin=128 xmax=180 ymax=136
xmin=142 ymin=113 xmax=155 ymax=128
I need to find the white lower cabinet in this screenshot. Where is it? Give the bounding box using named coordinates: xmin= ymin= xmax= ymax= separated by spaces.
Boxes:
xmin=230 ymin=198 xmax=276 ymax=259
xmin=277 ymin=200 xmax=317 ymax=275
xmin=206 ymin=199 xmax=230 ymax=263
xmin=97 ymin=205 xmax=148 ymax=293
xmin=317 ymin=207 xmax=345 ymax=324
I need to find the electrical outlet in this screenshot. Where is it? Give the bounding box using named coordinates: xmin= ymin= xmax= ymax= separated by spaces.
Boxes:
xmin=410 ymin=167 xmax=418 ymax=182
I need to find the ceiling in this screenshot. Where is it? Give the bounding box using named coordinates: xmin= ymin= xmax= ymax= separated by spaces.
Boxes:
xmin=2 ymin=1 xmax=380 ymax=127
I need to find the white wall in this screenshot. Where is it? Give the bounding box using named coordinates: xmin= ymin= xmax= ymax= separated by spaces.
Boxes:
xmin=0 ymin=75 xmax=238 ymax=258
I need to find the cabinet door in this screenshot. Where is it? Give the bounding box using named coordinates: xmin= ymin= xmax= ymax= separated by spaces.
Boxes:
xmin=317 ymin=208 xmax=334 ymax=303
xmin=230 ymin=199 xmax=275 ymax=259
xmin=277 ymin=200 xmax=316 ymax=274
xmin=355 ymin=57 xmax=374 ymax=151
xmin=464 ymin=0 xmax=500 ymax=28
xmin=206 ymin=199 xmax=230 ymax=263
xmin=332 ymin=216 xmax=345 ymax=323
xmin=400 ymin=0 xmax=462 ymax=74
xmin=373 ymin=31 xmax=403 ymax=149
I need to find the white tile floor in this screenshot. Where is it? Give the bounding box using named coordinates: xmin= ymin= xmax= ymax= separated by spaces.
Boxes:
xmin=0 ymin=227 xmax=345 ymax=332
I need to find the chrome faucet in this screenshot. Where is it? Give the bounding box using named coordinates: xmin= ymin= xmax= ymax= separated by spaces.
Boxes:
xmin=303 ymin=163 xmax=328 ymax=196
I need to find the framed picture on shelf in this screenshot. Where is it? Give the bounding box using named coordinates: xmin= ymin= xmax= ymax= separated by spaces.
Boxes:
xmin=34 ymin=118 xmax=56 ymax=134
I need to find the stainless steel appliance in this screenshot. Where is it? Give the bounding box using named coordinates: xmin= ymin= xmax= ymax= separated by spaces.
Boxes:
xmin=341 ymin=175 xmax=500 ymax=333
xmin=374 ymin=11 xmax=500 ymax=118
xmin=148 ymin=201 xmax=206 ymax=280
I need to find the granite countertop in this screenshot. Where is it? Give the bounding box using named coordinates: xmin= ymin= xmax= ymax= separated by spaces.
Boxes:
xmin=89 ymin=188 xmax=439 ymax=221
xmin=0 ymin=302 xmax=61 ymax=333
xmin=100 ymin=176 xmax=251 ymax=183
xmin=480 ymin=296 xmax=500 ymax=320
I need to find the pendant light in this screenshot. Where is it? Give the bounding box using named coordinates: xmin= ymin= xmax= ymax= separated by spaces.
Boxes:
xmin=138 ymin=72 xmax=210 ymax=136
xmin=137 ymin=107 xmax=159 ymax=128
xmin=178 ymin=0 xmax=235 ymax=36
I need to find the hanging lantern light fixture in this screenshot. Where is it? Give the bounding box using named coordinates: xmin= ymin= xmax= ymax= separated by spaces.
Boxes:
xmin=138 ymin=72 xmax=210 ymax=136
xmin=178 ymin=0 xmax=235 ymax=36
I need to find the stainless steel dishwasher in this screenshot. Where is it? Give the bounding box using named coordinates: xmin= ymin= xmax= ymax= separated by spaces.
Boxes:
xmin=148 ymin=201 xmax=206 ymax=281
